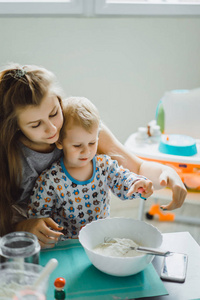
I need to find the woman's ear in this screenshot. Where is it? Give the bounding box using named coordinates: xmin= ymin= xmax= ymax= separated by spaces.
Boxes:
xmin=56 ymin=140 xmax=63 ymax=150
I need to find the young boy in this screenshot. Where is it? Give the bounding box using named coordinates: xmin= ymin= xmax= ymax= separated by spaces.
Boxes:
xmin=28 ymin=97 xmax=153 ymax=238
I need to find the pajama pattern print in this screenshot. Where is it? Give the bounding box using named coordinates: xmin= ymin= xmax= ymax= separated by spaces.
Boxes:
xmin=28 ymin=154 xmax=146 ymax=238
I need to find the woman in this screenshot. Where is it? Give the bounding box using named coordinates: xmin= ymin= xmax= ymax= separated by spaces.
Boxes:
xmin=0 ymin=63 xmax=187 ymax=248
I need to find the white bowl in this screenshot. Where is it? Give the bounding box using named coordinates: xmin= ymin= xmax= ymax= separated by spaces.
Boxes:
xmin=79 ymin=217 xmax=162 ymax=277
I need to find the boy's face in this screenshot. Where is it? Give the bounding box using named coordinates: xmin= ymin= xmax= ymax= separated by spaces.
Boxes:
xmin=57 ymin=124 xmax=99 ymax=168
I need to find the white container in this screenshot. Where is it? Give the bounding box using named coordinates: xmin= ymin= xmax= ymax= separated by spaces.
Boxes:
xmin=135 ymin=127 xmax=148 ymax=144
xmin=150 ymin=125 xmax=161 ymax=143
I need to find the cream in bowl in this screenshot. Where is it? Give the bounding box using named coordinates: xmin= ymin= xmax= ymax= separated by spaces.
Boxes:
xmin=93 ymin=238 xmax=143 ymax=258
xmin=79 ymin=217 xmax=163 ymax=277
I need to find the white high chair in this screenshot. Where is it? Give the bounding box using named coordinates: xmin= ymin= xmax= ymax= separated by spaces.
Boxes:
xmin=125 ymin=88 xmax=200 ymax=225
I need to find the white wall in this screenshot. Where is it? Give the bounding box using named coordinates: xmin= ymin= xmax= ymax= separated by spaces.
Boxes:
xmin=1 ymin=16 xmax=200 ymax=143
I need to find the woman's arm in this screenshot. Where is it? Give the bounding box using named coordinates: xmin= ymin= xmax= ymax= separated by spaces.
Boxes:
xmin=98 ymin=123 xmax=142 ymax=173
xmin=98 ymin=123 xmax=187 ymax=210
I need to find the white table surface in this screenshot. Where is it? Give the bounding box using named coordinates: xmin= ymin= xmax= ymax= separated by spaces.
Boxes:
xmin=140 ymin=231 xmax=200 ymax=300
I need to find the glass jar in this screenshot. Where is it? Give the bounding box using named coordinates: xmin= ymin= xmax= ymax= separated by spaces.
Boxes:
xmin=0 ymin=231 xmax=40 ymax=264
xmin=13 ymin=289 xmax=46 ymax=300
xmin=0 ymin=262 xmax=48 ymax=298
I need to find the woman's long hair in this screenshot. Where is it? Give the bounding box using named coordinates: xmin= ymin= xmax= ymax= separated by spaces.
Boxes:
xmin=0 ymin=63 xmax=63 ymax=236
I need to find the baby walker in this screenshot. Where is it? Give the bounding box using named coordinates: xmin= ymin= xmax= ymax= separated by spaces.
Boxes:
xmin=125 ymin=88 xmax=200 ymax=224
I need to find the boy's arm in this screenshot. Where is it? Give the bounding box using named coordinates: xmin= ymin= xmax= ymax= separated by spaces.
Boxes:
xmin=105 ymin=156 xmax=153 ymax=200
xmin=98 ymin=123 xmax=187 ymax=210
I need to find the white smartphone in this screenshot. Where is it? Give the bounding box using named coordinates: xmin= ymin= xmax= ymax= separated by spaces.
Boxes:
xmin=160 ymin=252 xmax=188 ymax=283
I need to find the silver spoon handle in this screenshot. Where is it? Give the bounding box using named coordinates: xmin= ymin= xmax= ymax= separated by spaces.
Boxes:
xmin=136 ymin=246 xmax=171 ymax=256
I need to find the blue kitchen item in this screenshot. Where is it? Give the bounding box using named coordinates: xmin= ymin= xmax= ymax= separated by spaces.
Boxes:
xmin=159 ymin=134 xmax=197 ymax=156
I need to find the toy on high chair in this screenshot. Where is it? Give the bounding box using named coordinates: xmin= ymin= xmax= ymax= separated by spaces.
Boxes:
xmin=125 ymin=88 xmax=200 ymax=222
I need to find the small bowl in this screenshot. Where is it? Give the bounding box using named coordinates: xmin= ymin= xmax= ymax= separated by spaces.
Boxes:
xmin=79 ymin=217 xmax=162 ymax=277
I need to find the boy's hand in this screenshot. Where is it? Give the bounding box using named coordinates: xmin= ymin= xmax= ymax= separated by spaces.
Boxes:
xmin=127 ymin=179 xmax=153 ymax=199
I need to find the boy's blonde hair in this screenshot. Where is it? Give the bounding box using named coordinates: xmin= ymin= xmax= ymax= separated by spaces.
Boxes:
xmin=60 ymin=97 xmax=100 ymax=140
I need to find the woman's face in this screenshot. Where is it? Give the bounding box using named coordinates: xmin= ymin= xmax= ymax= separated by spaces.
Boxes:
xmin=17 ymin=94 xmax=63 ymax=150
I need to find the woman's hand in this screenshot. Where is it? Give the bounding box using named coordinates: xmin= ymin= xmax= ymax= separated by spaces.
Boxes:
xmin=159 ymin=170 xmax=187 ymax=211
xmin=138 ymin=161 xmax=187 ymax=210
xmin=15 ymin=218 xmax=63 ymax=249
xmin=127 ymin=179 xmax=153 ymax=199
